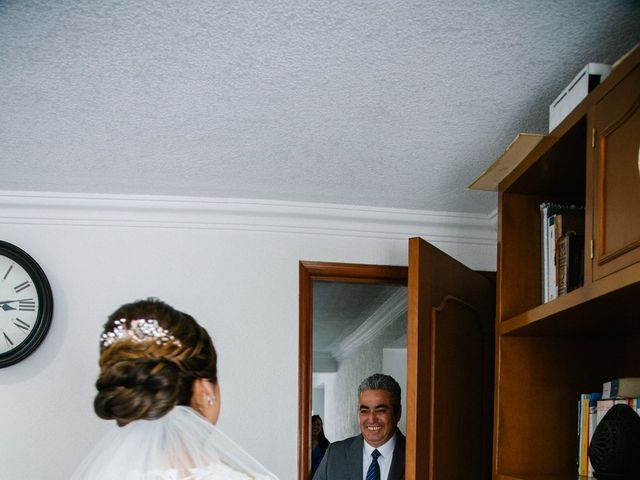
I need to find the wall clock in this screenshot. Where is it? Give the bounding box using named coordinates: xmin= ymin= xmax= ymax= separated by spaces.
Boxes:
xmin=0 ymin=240 xmax=53 ymax=367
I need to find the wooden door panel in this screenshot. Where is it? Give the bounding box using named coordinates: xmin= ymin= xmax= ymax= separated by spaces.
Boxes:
xmin=593 ymin=62 xmax=640 ymax=279
xmin=406 ymin=237 xmax=495 ymax=480
xmin=431 ymin=297 xmax=487 ymax=479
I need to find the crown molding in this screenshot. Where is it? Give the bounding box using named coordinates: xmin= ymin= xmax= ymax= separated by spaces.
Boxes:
xmin=0 ymin=190 xmax=496 ymax=244
xmin=312 ymin=352 xmax=338 ymax=373
xmin=329 ymin=288 xmax=407 ymax=362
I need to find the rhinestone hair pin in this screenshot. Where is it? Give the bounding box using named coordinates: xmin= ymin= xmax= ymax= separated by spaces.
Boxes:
xmin=100 ymin=318 xmax=182 ymax=348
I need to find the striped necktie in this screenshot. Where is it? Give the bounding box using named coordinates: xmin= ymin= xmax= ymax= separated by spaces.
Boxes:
xmin=365 ymin=449 xmax=381 ymax=480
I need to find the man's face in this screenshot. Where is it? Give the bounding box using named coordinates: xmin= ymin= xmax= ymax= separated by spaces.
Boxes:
xmin=358 ymin=389 xmax=400 ymax=448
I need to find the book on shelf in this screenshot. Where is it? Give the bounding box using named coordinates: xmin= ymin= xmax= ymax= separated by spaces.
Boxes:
xmin=556 ymin=231 xmax=584 ymax=296
xmin=539 ymin=203 xmax=585 ymax=302
xmin=603 ymin=377 xmax=640 ymax=399
xmin=547 ymin=214 xmax=558 ymax=301
xmin=578 ymin=392 xmax=601 ymax=476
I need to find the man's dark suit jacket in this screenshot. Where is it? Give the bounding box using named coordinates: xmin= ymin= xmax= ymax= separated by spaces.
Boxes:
xmin=312 ymin=430 xmax=405 ymax=480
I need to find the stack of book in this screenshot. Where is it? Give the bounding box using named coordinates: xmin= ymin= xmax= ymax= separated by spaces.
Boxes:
xmin=578 ymin=377 xmax=640 ymax=476
xmin=539 ymin=203 xmax=585 ymax=302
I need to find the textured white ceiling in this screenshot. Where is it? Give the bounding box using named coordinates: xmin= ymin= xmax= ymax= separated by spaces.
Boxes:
xmin=2 ymin=1 xmax=639 ymax=214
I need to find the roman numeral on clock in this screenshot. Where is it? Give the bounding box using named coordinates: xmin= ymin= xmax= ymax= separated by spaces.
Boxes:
xmin=14 ymin=281 xmax=31 ymax=293
xmin=14 ymin=318 xmax=31 ymax=332
xmin=3 ymin=332 xmax=13 ymax=347
xmin=3 ymin=264 xmax=12 ymax=280
xmin=18 ymin=299 xmax=36 ymax=311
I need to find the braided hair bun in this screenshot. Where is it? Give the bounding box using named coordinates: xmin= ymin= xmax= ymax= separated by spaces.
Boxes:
xmin=94 ymin=298 xmax=217 ymax=426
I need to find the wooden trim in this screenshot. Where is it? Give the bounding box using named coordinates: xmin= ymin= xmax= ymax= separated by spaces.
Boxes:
xmin=297 ymin=261 xmax=407 ymax=480
xmin=406 ymin=238 xmax=440 ymax=480
xmin=298 ymin=262 xmax=313 ymax=480
xmin=300 ymin=261 xmax=408 ymax=284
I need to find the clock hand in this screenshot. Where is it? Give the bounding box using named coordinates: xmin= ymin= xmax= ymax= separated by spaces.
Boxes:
xmin=1 ymin=304 xmax=17 ymax=311
xmin=0 ymin=298 xmax=32 ymax=305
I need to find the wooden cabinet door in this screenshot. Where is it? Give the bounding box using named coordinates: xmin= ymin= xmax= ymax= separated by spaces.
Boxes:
xmin=405 ymin=237 xmax=495 ymax=480
xmin=592 ymin=62 xmax=640 ymax=280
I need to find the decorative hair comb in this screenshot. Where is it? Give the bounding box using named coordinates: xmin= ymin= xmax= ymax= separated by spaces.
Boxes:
xmin=100 ymin=318 xmax=182 ymax=348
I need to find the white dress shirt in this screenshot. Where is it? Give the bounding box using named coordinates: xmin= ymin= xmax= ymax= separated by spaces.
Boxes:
xmin=362 ymin=433 xmax=397 ymax=480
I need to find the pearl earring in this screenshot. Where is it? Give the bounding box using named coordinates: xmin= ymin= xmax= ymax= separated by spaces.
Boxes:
xmin=207 ymin=395 xmax=215 ymax=406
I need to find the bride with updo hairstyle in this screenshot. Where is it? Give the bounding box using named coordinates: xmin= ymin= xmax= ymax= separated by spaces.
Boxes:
xmin=71 ymin=298 xmax=278 ymax=480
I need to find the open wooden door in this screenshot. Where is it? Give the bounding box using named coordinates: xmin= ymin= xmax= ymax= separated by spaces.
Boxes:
xmin=405 ymin=237 xmax=495 ymax=480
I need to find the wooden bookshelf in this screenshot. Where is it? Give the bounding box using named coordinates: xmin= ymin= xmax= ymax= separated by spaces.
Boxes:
xmin=493 ymin=45 xmax=640 ymax=480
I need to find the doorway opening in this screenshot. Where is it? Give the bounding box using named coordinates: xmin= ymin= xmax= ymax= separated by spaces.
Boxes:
xmin=298 ymin=261 xmax=407 ymax=479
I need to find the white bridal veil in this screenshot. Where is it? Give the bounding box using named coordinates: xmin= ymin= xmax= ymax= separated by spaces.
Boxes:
xmin=70 ymin=406 xmax=278 ymax=480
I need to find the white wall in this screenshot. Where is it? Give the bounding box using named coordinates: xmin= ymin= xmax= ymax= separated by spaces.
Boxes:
xmin=312 ymin=384 xmax=325 ymax=419
xmin=0 ymin=192 xmax=496 ymax=480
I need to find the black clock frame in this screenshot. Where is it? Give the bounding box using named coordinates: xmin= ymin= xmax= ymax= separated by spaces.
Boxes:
xmin=0 ymin=240 xmax=54 ymax=368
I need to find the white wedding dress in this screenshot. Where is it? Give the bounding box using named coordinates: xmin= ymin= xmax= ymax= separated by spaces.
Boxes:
xmin=70 ymin=406 xmax=278 ymax=480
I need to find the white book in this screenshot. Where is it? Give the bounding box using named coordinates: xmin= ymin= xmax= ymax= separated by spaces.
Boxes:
xmin=548 ymin=214 xmax=557 ymax=300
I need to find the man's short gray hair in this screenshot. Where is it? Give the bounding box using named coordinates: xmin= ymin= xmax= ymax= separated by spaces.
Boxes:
xmin=358 ymin=373 xmax=401 ymax=411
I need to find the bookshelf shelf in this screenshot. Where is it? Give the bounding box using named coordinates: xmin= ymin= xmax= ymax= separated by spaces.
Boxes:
xmin=493 ymin=45 xmax=640 ymax=479
xmin=499 ymin=261 xmax=640 ymax=336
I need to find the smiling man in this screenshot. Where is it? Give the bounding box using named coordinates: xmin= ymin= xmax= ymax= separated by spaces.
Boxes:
xmin=313 ymin=374 xmax=405 ymax=480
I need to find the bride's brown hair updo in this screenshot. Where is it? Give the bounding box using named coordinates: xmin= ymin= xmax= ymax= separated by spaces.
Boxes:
xmin=94 ymin=298 xmax=217 ymax=427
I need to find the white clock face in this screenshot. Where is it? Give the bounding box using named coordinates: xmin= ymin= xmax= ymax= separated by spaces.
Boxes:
xmin=0 ymin=256 xmax=41 ymax=355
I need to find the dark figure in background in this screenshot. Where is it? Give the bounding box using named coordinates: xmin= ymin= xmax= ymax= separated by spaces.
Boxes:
xmin=312 ymin=373 xmax=405 ymax=480
xmin=311 ymin=414 xmax=330 ymax=477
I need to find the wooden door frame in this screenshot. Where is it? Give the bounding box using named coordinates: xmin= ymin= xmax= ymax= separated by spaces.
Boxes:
xmin=298 ymin=261 xmax=408 ymax=479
